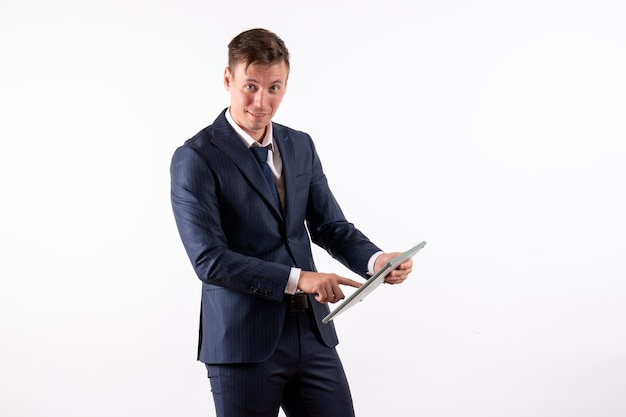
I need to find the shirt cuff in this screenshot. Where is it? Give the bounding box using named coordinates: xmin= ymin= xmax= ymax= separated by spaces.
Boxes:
xmin=367 ymin=251 xmax=384 ymax=276
xmin=285 ymin=267 xmax=301 ymax=294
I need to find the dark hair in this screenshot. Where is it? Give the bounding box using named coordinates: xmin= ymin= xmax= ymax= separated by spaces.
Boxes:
xmin=227 ymin=28 xmax=290 ymax=73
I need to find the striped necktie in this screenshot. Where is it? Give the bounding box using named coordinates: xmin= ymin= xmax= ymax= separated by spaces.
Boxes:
xmin=250 ymin=146 xmax=281 ymax=207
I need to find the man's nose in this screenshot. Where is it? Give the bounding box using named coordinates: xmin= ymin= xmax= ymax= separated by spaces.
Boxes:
xmin=253 ymin=91 xmax=266 ymax=107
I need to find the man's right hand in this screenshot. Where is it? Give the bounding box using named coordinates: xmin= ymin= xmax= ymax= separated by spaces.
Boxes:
xmin=297 ymin=271 xmax=362 ymax=304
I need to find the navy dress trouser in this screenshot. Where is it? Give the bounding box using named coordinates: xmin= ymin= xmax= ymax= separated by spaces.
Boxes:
xmin=206 ymin=308 xmax=356 ymax=417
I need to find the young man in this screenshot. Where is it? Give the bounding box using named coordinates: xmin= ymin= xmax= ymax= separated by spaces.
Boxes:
xmin=170 ymin=28 xmax=413 ymax=417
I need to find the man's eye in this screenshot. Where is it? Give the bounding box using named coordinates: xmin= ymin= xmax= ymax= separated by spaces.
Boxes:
xmin=270 ymin=85 xmax=280 ymax=92
xmin=245 ymin=85 xmax=256 ymax=90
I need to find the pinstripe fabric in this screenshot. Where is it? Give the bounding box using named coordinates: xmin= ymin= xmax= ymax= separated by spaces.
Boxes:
xmin=170 ymin=108 xmax=382 ymax=364
xmin=207 ymin=310 xmax=355 ymax=417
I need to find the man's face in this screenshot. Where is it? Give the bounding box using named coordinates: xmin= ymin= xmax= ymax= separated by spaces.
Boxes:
xmin=224 ymin=60 xmax=288 ymax=142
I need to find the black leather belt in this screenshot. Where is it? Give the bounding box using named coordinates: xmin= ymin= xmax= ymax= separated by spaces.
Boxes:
xmin=289 ymin=292 xmax=309 ymax=312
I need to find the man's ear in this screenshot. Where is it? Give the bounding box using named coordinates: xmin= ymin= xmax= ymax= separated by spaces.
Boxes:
xmin=223 ymin=67 xmax=232 ymax=90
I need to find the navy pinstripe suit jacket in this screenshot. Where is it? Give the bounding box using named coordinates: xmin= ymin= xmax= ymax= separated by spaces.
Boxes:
xmin=170 ymin=109 xmax=381 ymax=364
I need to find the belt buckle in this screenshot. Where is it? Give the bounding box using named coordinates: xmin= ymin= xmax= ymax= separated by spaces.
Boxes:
xmin=290 ymin=293 xmax=308 ymax=312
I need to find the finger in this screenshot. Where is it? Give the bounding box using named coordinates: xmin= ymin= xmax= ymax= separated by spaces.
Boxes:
xmin=315 ymin=287 xmax=328 ymax=303
xmin=391 ymin=266 xmax=412 ymax=278
xmin=337 ymin=277 xmax=363 ymax=289
xmin=385 ymin=274 xmax=407 ymax=284
xmin=331 ymin=285 xmax=345 ymax=302
xmin=401 ymin=259 xmax=414 ymax=269
xmin=321 ymin=283 xmax=339 ymax=303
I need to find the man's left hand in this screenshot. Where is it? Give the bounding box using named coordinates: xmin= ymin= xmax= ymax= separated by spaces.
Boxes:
xmin=374 ymin=252 xmax=413 ymax=284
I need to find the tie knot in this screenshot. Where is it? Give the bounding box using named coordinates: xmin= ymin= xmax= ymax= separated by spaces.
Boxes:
xmin=250 ymin=146 xmax=269 ymax=164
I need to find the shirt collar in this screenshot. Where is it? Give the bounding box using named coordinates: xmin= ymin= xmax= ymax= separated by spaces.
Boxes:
xmin=225 ymin=107 xmax=274 ymax=149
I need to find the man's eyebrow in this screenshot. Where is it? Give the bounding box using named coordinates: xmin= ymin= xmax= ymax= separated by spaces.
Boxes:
xmin=243 ymin=77 xmax=285 ymax=84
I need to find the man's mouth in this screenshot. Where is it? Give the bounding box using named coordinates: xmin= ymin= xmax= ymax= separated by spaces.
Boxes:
xmin=247 ymin=110 xmax=267 ymax=118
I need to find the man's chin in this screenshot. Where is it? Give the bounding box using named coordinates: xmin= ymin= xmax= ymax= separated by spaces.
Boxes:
xmin=246 ymin=115 xmax=269 ymax=126
xmin=241 ymin=122 xmax=268 ymax=139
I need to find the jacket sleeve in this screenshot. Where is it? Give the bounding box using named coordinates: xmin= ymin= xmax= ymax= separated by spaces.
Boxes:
xmin=303 ymin=136 xmax=382 ymax=278
xmin=170 ymin=145 xmax=290 ymax=302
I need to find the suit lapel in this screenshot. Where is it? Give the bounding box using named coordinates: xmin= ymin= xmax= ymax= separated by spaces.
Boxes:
xmin=211 ymin=111 xmax=283 ymax=218
xmin=273 ymin=124 xmax=295 ymax=218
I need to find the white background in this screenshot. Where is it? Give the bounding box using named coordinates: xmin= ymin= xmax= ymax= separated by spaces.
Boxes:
xmin=1 ymin=1 xmax=625 ymax=416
